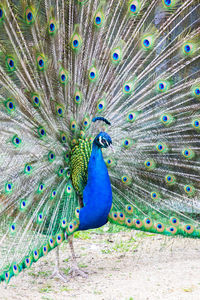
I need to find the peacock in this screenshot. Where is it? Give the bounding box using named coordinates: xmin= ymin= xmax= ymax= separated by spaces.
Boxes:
xmin=0 ymin=0 xmax=200 ymax=284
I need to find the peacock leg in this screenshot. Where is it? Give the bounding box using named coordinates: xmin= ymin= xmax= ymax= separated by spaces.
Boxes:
xmin=50 ymin=246 xmax=69 ymax=282
xmin=68 ymin=235 xmax=88 ymax=278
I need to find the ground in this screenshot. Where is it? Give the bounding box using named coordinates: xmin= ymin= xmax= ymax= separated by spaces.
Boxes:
xmin=1 ymin=225 xmax=200 ymax=300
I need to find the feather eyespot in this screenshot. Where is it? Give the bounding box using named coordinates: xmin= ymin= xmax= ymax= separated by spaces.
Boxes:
xmin=151 ymin=191 xmax=160 ymax=200
xmin=43 ymin=245 xmax=48 ymax=255
xmin=97 ymin=98 xmax=106 ymax=112
xmin=24 ymin=163 xmax=32 ymax=174
xmin=68 ymin=223 xmax=75 ymax=233
xmin=125 ymin=205 xmax=133 ymax=214
xmin=25 ymin=7 xmax=35 ymax=25
xmin=5 ymin=99 xmax=16 ymax=113
xmin=71 ymin=32 xmax=82 ymax=51
xmin=12 ymin=264 xmax=19 ymax=275
xmin=182 ymin=148 xmax=194 ymax=160
xmin=106 ymin=157 xmax=115 ymax=167
xmin=88 ymin=66 xmax=98 ymax=82
xmin=165 ymin=174 xmax=176 ymax=185
xmin=156 ymin=223 xmax=165 ymax=232
xmin=58 ymin=166 xmax=64 ymax=177
xmin=10 ymin=223 xmax=16 ymax=234
xmin=48 ymin=18 xmax=57 ymax=35
xmin=182 ymin=42 xmax=195 ymax=56
xmin=24 ymin=256 xmax=32 ymax=268
xmin=121 ymin=175 xmax=131 ymax=185
xmin=184 ymin=184 xmax=195 ymax=196
xmin=48 ymin=151 xmax=55 ymax=162
xmin=123 ymin=81 xmax=134 ymax=95
xmin=111 ymin=212 xmax=118 ymax=221
xmin=192 ymin=118 xmax=200 ymax=130
xmin=94 ymin=11 xmax=104 ymax=28
xmin=111 ymin=48 xmax=122 ymax=64
xmin=71 ymin=120 xmax=77 ymax=131
xmin=20 ymin=199 xmax=27 ymax=211
xmin=56 ymin=104 xmax=64 ymax=117
xmin=56 ymin=233 xmax=63 ymax=244
xmin=160 ymin=113 xmax=174 ymax=126
xmin=167 ymin=226 xmax=177 ymax=234
xmin=74 ymin=90 xmax=82 ymax=104
xmin=38 ymin=183 xmax=45 ymax=193
xmin=128 ymin=1 xmax=141 ymax=16
xmin=4 ymin=271 xmax=10 ymax=282
xmin=66 ymin=184 xmax=73 ymax=194
xmin=61 ymin=218 xmax=67 ymax=229
xmin=156 ymin=80 xmax=170 ymax=93
xmin=6 ymin=56 xmax=16 ymax=72
xmin=82 ymin=117 xmax=90 ymax=129
xmin=38 ymin=126 xmax=46 ymax=138
xmin=127 ymin=111 xmax=138 ymax=123
xmin=60 ymin=132 xmax=67 ymax=143
xmin=184 ymin=224 xmax=194 ymax=234
xmin=49 ymin=237 xmax=55 ymax=248
xmin=36 ymin=54 xmax=47 ymax=71
xmin=75 ymin=207 xmax=80 ymax=218
xmin=162 ymin=0 xmax=176 ymax=9
xmin=0 ymin=6 xmax=5 ymax=21
xmin=144 ymin=218 xmax=152 ymax=228
xmin=32 ymin=94 xmax=41 ymax=108
xmin=135 ymin=219 xmax=143 ymax=228
xmin=12 ymin=135 xmax=21 ymax=147
xmin=118 ymin=212 xmax=125 ymax=221
xmin=144 ymin=159 xmax=156 ymax=170
xmin=5 ymin=182 xmax=13 ymax=194
xmin=191 ymin=85 xmax=200 ymax=98
xmin=51 ymin=189 xmax=57 ymax=199
xmin=141 ymin=34 xmax=154 ymax=50
xmin=170 ymin=217 xmax=179 ymax=226
xmin=59 ymin=68 xmax=69 ymax=84
xmin=125 ymin=218 xmax=133 ymax=226
xmin=33 ymin=249 xmax=40 ymax=261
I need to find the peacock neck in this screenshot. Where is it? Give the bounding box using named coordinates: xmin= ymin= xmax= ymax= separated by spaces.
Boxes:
xmin=78 ymin=141 xmax=112 ymax=230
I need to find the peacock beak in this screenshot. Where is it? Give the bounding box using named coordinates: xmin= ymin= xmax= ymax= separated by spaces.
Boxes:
xmin=109 ymin=143 xmax=115 ymax=153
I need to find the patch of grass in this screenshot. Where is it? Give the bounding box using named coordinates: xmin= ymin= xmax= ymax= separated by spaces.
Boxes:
xmin=38 ymin=271 xmax=50 ymax=278
xmin=63 ymin=258 xmax=69 ymax=262
xmin=183 ymin=288 xmax=193 ymax=292
xmin=39 ymin=284 xmax=52 ymax=293
xmin=62 ymin=267 xmax=70 ymax=276
xmin=112 ymin=237 xmax=138 ymax=253
xmin=94 ymin=290 xmax=102 ymax=295
xmin=74 ymin=231 xmax=91 ymax=239
xmin=135 ymin=231 xmax=155 ymax=238
xmin=60 ymin=286 xmax=72 ymax=292
xmin=78 ymin=263 xmax=88 ymax=268
xmin=28 ymin=271 xmax=39 ymax=278
xmin=101 ymin=248 xmax=111 ymax=254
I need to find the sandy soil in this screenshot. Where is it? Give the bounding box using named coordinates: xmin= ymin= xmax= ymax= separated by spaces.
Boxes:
xmin=0 ymin=230 xmax=200 ymax=300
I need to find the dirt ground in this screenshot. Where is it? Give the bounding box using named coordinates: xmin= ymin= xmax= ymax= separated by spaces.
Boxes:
xmin=0 ymin=228 xmax=200 ymax=300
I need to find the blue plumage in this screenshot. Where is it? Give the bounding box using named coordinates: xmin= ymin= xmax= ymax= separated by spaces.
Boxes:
xmin=79 ymin=132 xmax=112 ymax=230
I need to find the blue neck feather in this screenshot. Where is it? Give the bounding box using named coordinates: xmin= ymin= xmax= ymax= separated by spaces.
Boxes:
xmin=78 ymin=142 xmax=112 ymax=230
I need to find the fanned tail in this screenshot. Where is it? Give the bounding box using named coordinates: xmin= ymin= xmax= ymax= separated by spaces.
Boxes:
xmin=0 ymin=0 xmax=199 ymax=284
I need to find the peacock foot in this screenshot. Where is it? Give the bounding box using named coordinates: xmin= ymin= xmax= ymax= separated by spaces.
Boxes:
xmin=68 ymin=264 xmax=88 ymax=278
xmin=50 ymin=268 xmax=69 ymax=283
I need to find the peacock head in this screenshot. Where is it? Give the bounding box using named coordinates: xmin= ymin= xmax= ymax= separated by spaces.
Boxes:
xmin=94 ymin=132 xmax=112 ymax=149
